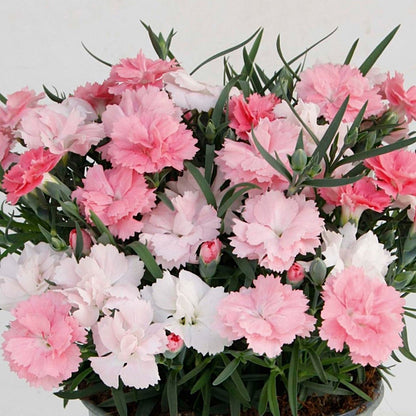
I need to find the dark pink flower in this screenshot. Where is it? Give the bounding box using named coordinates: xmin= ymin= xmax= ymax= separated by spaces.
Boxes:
xmin=200 ymin=238 xmax=222 ymax=264
xmin=2 ymin=148 xmax=60 ymax=204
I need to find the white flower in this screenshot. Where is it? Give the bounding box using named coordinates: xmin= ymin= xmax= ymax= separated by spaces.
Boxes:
xmin=141 ymin=270 xmax=231 ymax=355
xmin=321 ymin=222 xmax=396 ymax=280
xmin=90 ymin=298 xmax=167 ymax=389
xmin=0 ymin=242 xmax=67 ymax=310
xmin=54 ymin=244 xmax=144 ymax=327
xmin=163 ymin=69 xmax=224 ymax=112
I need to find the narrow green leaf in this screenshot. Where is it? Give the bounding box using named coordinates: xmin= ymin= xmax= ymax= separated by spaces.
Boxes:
xmin=204 ymin=144 xmax=216 ymax=184
xmin=258 ymin=381 xmax=269 ymax=416
xmin=307 ymin=348 xmax=327 ymax=383
xmin=288 ymin=341 xmax=299 ymax=416
xmin=212 ymin=77 xmax=238 ymax=128
xmin=190 ymin=369 xmax=212 ymax=394
xmin=68 ymin=367 xmax=93 ymax=392
xmin=184 ymin=161 xmax=217 ymax=208
xmin=157 ymin=192 xmax=174 ymax=211
xmin=100 ymin=388 xmax=160 ymax=407
xmin=229 ymin=393 xmax=241 ymax=416
xmin=190 ymin=28 xmax=262 ymax=75
xmin=43 ymin=85 xmax=64 ymax=103
xmin=267 ymin=373 xmax=280 ymax=416
xmin=89 ymin=211 xmax=116 ymax=245
xmin=276 ymin=34 xmax=300 ymax=81
xmin=128 ymin=241 xmax=162 ymax=279
xmin=0 ymin=93 xmax=7 ymax=104
xmin=303 ymin=382 xmax=352 ymax=396
xmin=339 ymin=380 xmax=372 ymax=401
xmin=344 ymin=39 xmax=359 ymax=65
xmin=251 ymin=130 xmax=292 ymax=181
xmin=217 ymin=183 xmax=258 ymax=218
xmin=399 ymin=325 xmax=416 ymax=361
xmin=201 ymin=383 xmax=211 ymax=416
xmin=111 ymin=387 xmax=128 ymax=416
xmin=213 ymin=358 xmax=240 ymax=386
xmin=166 ymin=372 xmax=178 ymax=416
xmin=302 ymin=174 xmax=363 ymax=188
xmin=242 ymin=47 xmax=263 ymax=92
xmin=135 ymin=398 xmax=158 ymax=416
xmin=177 ymin=357 xmax=212 ymax=386
xmin=74 ymin=222 xmax=84 ymax=259
xmin=140 ymin=21 xmax=164 ymax=59
xmin=81 ymin=42 xmax=112 ymax=67
xmin=222 ymin=355 xmax=250 ymax=403
xmin=359 ymin=25 xmax=400 ymax=75
xmin=54 ymin=383 xmax=108 ymax=399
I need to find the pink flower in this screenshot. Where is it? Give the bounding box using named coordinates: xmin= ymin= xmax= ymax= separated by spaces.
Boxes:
xmin=72 ymin=165 xmax=156 ymax=240
xmin=216 ymin=118 xmax=298 ymax=192
xmin=216 ymin=275 xmax=316 ymax=357
xmin=200 ymin=238 xmax=222 ymax=264
xmin=166 ymin=333 xmax=184 ymax=353
xmin=90 ymin=299 xmax=167 ymax=389
xmin=73 ymin=80 xmax=120 ymax=115
xmin=2 ymin=148 xmax=60 ymax=205
xmin=296 ymin=63 xmax=385 ymax=122
xmin=100 ymin=87 xmax=197 ymax=173
xmin=287 ymin=262 xmax=305 ymax=284
xmin=18 ymin=98 xmax=104 ymax=155
xmin=231 ymin=190 xmax=324 ymax=272
xmin=320 ymin=267 xmax=405 ymax=366
xmin=0 ymin=130 xmax=18 ymax=170
xmin=139 ymin=191 xmax=221 ymax=269
xmin=380 ymin=72 xmax=416 ymax=120
xmin=364 ymin=150 xmax=416 ymax=198
xmin=0 ymin=87 xmax=44 ymax=130
xmin=228 ymin=93 xmax=280 ymax=140
xmin=2 ymin=292 xmax=86 ymax=390
xmin=69 ymin=228 xmax=92 ymax=255
xmin=319 ymin=177 xmax=391 ymax=223
xmin=107 ymin=50 xmax=178 ymax=95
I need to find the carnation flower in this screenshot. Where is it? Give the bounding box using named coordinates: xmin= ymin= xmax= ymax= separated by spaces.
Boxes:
xmin=364 ymin=149 xmax=416 ymax=198
xmin=0 ymin=242 xmax=67 ymax=311
xmin=216 ymin=274 xmax=316 ymax=357
xmin=296 ymin=63 xmax=385 ymax=122
xmin=108 ymin=50 xmax=178 ymax=94
xmin=141 ymin=270 xmax=230 ymax=355
xmin=320 ymin=266 xmax=405 ymax=366
xmin=139 ymin=191 xmax=221 ymax=269
xmin=321 ymin=222 xmax=396 ymax=281
xmin=228 ymin=92 xmax=280 ymax=140
xmin=2 ymin=292 xmax=86 ymax=390
xmin=216 ymin=117 xmax=298 ymax=192
xmin=90 ymin=298 xmax=167 ymax=389
xmin=53 ymin=244 xmax=144 ymax=327
xmin=231 ymin=190 xmax=324 ymax=272
xmin=18 ymin=97 xmax=104 ymax=155
xmin=100 ymin=87 xmax=197 ymax=173
xmin=2 ymin=147 xmax=61 ymax=204
xmin=72 ymin=165 xmax=156 ymax=240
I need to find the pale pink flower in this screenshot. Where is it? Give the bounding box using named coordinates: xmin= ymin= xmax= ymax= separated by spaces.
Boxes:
xmin=0 ymin=130 xmax=18 ymax=170
xmin=200 ymin=238 xmax=222 ymax=264
xmin=0 ymin=242 xmax=67 ymax=311
xmin=53 ymin=244 xmax=144 ymax=327
xmin=69 ymin=228 xmax=92 ymax=255
xmin=216 ymin=117 xmax=298 ymax=192
xmin=166 ymin=333 xmax=184 ymax=353
xmin=287 ymin=262 xmax=305 ymax=284
xmin=100 ymin=87 xmax=197 ymax=173
xmin=380 ymin=72 xmax=416 ymax=120
xmin=72 ymin=165 xmax=156 ymax=240
xmin=228 ymin=93 xmax=280 ymax=140
xmin=320 ymin=266 xmax=405 ymax=366
xmin=18 ymin=97 xmax=104 ymax=155
xmin=364 ymin=150 xmax=416 ymax=198
xmin=2 ymin=292 xmax=86 ymax=390
xmin=319 ymin=177 xmax=391 ymax=223
xmin=296 ymin=63 xmax=385 ymax=122
xmin=216 ymin=274 xmax=316 ymax=357
xmin=2 ymin=147 xmax=61 ymax=204
xmin=139 ymin=191 xmax=221 ymax=269
xmin=73 ymin=80 xmax=120 ymax=115
xmin=108 ymin=50 xmax=178 ymax=95
xmin=231 ymin=190 xmax=324 ymax=272
xmin=90 ymin=298 xmax=167 ymax=389
xmin=0 ymin=87 xmax=44 ymax=129
xmin=141 ymin=270 xmax=230 ymax=354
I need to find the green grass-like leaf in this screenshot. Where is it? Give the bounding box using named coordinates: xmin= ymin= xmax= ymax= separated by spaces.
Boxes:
xmin=184 ymin=161 xmax=217 ymax=208
xmin=111 ymin=387 xmax=128 ymax=416
xmin=288 ymin=340 xmax=299 ymax=416
xmin=213 ymin=358 xmax=240 ymax=386
xmin=81 ymin=42 xmax=112 ymax=67
xmin=128 ymin=241 xmax=162 ymax=280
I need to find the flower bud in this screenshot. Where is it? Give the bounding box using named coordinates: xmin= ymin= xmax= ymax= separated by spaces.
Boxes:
xmin=167 ymin=333 xmax=184 ymax=353
xmin=69 ymin=228 xmax=92 ymax=255
xmin=290 ymin=149 xmax=308 ymax=172
xmin=205 ymin=121 xmax=216 ymax=142
xmin=344 ymin=127 xmax=358 ymax=147
xmin=287 ymin=262 xmax=305 ymax=285
xmin=200 ymin=239 xmax=222 ymax=264
xmin=309 ymin=258 xmax=327 ymax=286
xmin=365 ymin=131 xmax=377 ymax=151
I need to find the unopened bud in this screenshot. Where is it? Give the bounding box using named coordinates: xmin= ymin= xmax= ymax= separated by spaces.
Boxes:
xmin=291 ymin=149 xmax=308 ymax=172
xmin=287 ymin=262 xmax=305 ymax=285
xmin=365 ymin=131 xmax=377 ymax=151
xmin=199 ymin=239 xmax=222 ymax=279
xmin=344 ymin=127 xmax=358 ymax=147
xmin=69 ymin=228 xmax=92 ymax=255
xmin=309 ymin=258 xmax=327 ymax=286
xmin=50 ymin=236 xmax=68 ymax=251
xmin=167 ymin=333 xmax=184 ymax=353
xmin=205 ymin=121 xmax=216 ymax=142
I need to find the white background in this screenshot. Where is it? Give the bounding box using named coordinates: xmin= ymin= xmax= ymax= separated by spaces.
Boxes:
xmin=1 ymin=1 xmax=416 ymax=415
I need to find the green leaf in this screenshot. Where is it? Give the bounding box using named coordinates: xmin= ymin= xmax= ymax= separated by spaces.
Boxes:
xmin=251 ymin=130 xmax=292 ymax=181
xmin=128 ymin=241 xmax=162 ymax=280
xmin=213 ymin=358 xmax=240 ymax=386
xmin=54 ymin=383 xmax=108 ymax=399
xmin=81 ymin=42 xmax=112 ymax=67
xmin=267 ymin=373 xmax=280 ymax=416
xmin=288 ymin=340 xmax=299 ymax=416
xmin=258 ymin=381 xmax=269 ymax=416
xmin=201 ymin=383 xmax=211 ymax=416
xmin=204 ymin=144 xmax=216 ymax=184
xmin=89 ymin=211 xmax=116 ymax=245
xmin=157 ymin=192 xmax=174 ymax=211
xmin=0 ymin=93 xmax=7 ymax=104
xmin=212 ymin=77 xmax=238 ymax=128
xmin=166 ymin=372 xmax=178 ymax=416
xmin=302 ymin=174 xmax=363 ymax=188
xmin=111 ymin=387 xmax=128 ymax=416
xmin=399 ymin=325 xmax=416 ymax=361
xmin=276 ymin=34 xmax=300 ymax=81
xmin=190 ymin=369 xmax=212 ymax=394
xmin=217 ymin=182 xmax=259 ymax=218
xmin=135 ymin=398 xmax=158 ymax=416
xmin=302 ymin=382 xmax=352 ymax=396
xmin=190 ymin=28 xmax=262 ymax=75
xmin=184 ymin=161 xmax=217 ymax=208
xmin=73 ymin=222 xmax=84 ymax=259
xmin=339 ymin=380 xmax=372 ymax=401
xmin=306 ymin=348 xmax=327 ymax=383
xmin=222 ymin=355 xmax=250 ymax=403
xmin=344 ymin=39 xmax=359 ymax=65
xmin=177 ymin=356 xmax=212 ymax=386
xmin=43 ymin=85 xmax=64 ymax=103
xmin=359 ymin=25 xmax=400 ymax=75
xmin=242 ymin=47 xmax=263 ymax=92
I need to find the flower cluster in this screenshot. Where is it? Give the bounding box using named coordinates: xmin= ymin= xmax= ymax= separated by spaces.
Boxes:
xmin=0 ymin=24 xmax=415 ymax=416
